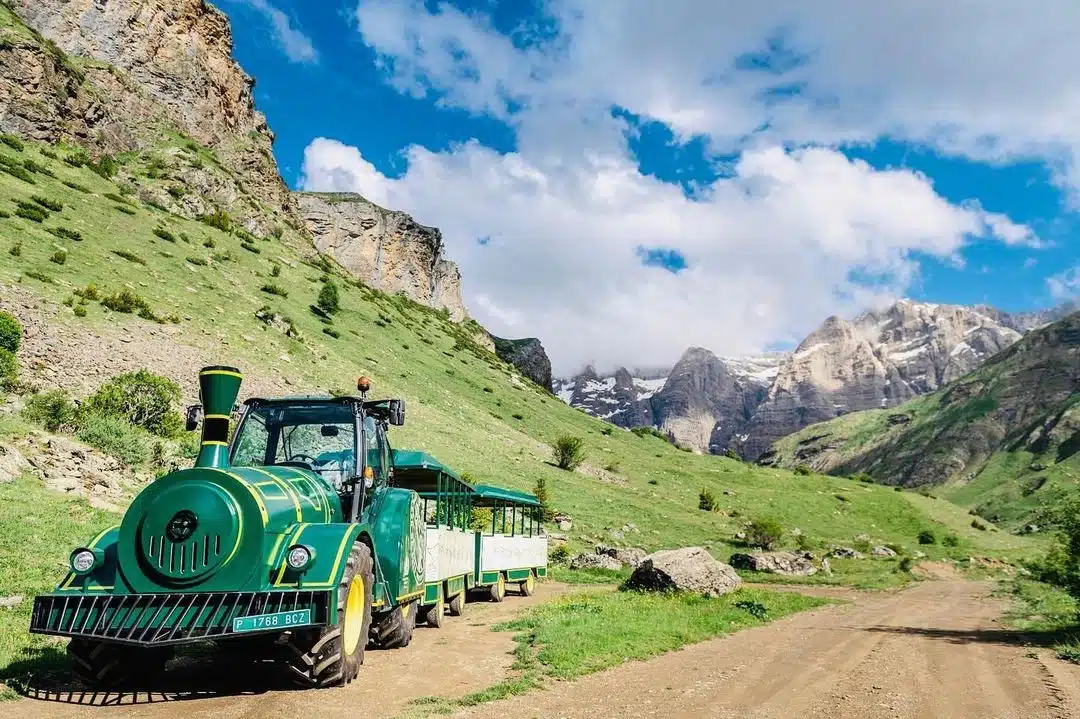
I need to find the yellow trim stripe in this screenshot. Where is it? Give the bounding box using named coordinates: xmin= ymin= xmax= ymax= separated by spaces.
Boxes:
xmin=266 ymin=530 xmax=291 ymax=578
xmin=279 ymin=468 xmax=326 ymax=518
xmin=204 ymin=414 xmax=232 ymax=420
xmin=248 ymin=467 xmax=303 ymax=522
xmin=278 ymin=526 xmax=360 ymax=589
xmin=201 ymin=440 xmax=229 ymax=447
xmin=200 ymin=370 xmax=243 ymax=379
xmin=396 ymin=590 xmax=424 ymax=603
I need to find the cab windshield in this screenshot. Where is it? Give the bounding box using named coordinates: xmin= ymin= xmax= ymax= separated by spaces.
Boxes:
xmin=231 ymin=402 xmax=376 ymax=490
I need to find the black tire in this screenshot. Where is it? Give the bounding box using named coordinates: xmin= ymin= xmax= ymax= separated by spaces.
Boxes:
xmin=67 ymin=639 xmax=172 ymax=689
xmin=489 ymin=573 xmax=506 ymax=602
xmin=420 ymin=597 xmax=444 ymax=628
xmin=371 ymin=600 xmax=417 ymax=648
xmin=447 ymin=590 xmax=465 ymax=617
xmin=283 ymin=542 xmax=373 ymax=688
xmin=520 ymin=572 xmax=536 ymax=596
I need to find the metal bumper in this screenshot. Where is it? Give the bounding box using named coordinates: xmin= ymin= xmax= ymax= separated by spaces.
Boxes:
xmin=29 ymin=590 xmax=333 ymax=646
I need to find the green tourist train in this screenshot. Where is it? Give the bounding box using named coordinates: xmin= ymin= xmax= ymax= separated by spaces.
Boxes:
xmin=29 ymin=366 xmax=547 ymax=689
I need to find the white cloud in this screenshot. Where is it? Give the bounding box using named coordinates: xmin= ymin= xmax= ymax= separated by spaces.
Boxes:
xmin=239 ymin=0 xmax=319 ymax=65
xmin=308 ymin=0 xmax=1064 ymax=374
xmin=1048 ymin=267 xmax=1080 ymax=301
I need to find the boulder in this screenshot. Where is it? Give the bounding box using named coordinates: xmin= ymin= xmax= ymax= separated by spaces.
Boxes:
xmin=871 ymin=545 xmax=898 ymax=557
xmin=625 ymin=547 xmax=742 ymax=597
xmin=729 ymin=551 xmax=818 ymax=576
xmin=570 ymin=552 xmax=623 ymax=571
xmin=0 ymin=444 xmax=30 ymax=484
xmin=831 ymin=546 xmax=864 ymax=559
xmin=557 ymin=519 xmax=572 ymax=531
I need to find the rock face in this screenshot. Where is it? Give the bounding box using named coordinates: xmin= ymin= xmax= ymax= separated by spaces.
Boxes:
xmin=728 ymin=551 xmax=818 ymax=576
xmin=745 ymin=301 xmax=1020 ymax=460
xmin=6 ymin=0 xmax=294 ymax=220
xmin=570 ymin=552 xmax=623 ymax=571
xmin=491 ymin=336 xmax=553 ymax=391
xmin=296 ymin=193 xmax=466 ymax=319
xmin=626 ymin=547 xmax=742 ymax=597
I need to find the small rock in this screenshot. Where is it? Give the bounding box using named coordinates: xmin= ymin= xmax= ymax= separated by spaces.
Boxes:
xmin=871 ymin=546 xmax=898 ymax=557
xmin=831 ymin=547 xmax=864 ymax=560
xmin=557 ymin=519 xmax=572 ymax=531
xmin=547 ymin=533 xmax=568 ymax=542
xmin=733 ymin=531 xmax=747 ymax=541
xmin=0 ymin=595 xmax=24 ymax=610
xmin=570 ymin=552 xmax=622 ymax=571
xmin=729 ymin=551 xmax=818 ymax=576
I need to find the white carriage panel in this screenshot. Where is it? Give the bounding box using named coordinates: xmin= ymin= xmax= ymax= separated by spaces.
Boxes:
xmin=424 ymin=527 xmax=441 ymax=582
xmin=438 ymin=528 xmax=475 ymax=579
xmin=480 ymin=534 xmax=547 ymax=572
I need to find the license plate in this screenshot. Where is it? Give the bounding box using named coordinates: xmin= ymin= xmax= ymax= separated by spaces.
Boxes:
xmin=232 ymin=609 xmax=312 ymax=633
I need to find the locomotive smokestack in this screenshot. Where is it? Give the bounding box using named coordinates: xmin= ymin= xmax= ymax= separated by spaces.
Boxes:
xmin=194 ymin=365 xmax=242 ymax=469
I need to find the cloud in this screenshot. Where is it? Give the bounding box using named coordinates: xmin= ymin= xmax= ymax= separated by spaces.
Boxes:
xmin=240 ymin=0 xmax=319 ymax=65
xmin=315 ymin=0 xmax=1060 ymax=374
xmin=302 ymin=137 xmax=1034 ymax=375
xmin=1048 ymin=267 xmax=1080 ymax=301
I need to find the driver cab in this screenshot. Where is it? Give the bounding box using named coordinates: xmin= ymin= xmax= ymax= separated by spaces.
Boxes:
xmin=229 ymin=398 xmax=392 ymax=493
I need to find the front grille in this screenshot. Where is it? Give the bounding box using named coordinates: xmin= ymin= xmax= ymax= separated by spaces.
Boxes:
xmin=30 ymin=590 xmax=333 ymax=646
xmin=145 ymin=533 xmax=224 ymax=576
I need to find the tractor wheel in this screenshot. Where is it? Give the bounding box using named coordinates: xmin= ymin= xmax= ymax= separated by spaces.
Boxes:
xmin=520 ymin=572 xmax=536 ymax=596
xmin=489 ymin=574 xmax=506 ymax=602
xmin=372 ymin=600 xmax=417 ymax=648
xmin=419 ymin=597 xmax=444 ymax=628
xmin=283 ymin=542 xmax=373 ymax=688
xmin=67 ymin=639 xmax=172 ymax=689
xmin=447 ymin=590 xmax=465 ymax=617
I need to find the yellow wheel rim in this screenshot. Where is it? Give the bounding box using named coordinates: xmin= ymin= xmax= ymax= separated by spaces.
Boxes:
xmin=401 ymin=602 xmax=411 ymax=620
xmin=343 ymin=575 xmax=365 ymax=655
xmin=498 ymin=575 xmax=505 ymax=593
xmin=526 ymin=575 xmax=535 ymax=592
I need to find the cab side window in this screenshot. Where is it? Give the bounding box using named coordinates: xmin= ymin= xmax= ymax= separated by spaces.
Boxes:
xmin=377 ymin=424 xmax=392 ymax=481
xmin=363 ymin=416 xmax=383 ymax=481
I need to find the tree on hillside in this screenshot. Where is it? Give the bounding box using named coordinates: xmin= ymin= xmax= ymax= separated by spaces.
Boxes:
xmin=553 ymin=435 xmax=584 ymax=471
xmin=533 ymin=477 xmax=554 ymax=521
xmin=317 ymin=280 xmax=340 ymax=315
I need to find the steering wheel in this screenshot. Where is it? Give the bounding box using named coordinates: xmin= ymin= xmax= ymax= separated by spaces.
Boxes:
xmin=289 ymin=453 xmax=320 ymax=467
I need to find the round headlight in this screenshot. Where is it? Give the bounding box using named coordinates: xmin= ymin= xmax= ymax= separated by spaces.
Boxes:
xmin=286 ymin=545 xmax=313 ymax=571
xmin=71 ymin=549 xmax=97 ymax=574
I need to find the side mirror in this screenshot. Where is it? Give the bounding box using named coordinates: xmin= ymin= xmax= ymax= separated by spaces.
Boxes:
xmin=321 ymin=425 xmax=340 ymax=437
xmin=389 ymin=399 xmax=405 ymax=426
xmin=185 ymin=405 xmax=203 ymax=432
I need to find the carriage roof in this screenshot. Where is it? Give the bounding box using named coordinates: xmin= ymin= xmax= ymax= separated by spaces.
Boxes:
xmin=391 ymin=449 xmax=540 ymax=506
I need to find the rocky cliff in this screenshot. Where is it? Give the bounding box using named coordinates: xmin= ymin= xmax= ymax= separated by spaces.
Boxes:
xmin=295 ymin=192 xmax=466 ymax=320
xmin=491 ymin=336 xmax=553 ymax=392
xmin=4 ymin=0 xmax=295 ymax=224
xmin=743 ymin=301 xmax=1021 ymax=460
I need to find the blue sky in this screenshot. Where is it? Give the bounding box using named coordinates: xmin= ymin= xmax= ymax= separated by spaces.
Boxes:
xmin=216 ymin=0 xmax=1080 ymax=372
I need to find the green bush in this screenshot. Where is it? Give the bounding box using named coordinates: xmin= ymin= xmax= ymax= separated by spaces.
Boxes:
xmin=0 ymin=348 xmax=17 ymax=391
xmin=47 ymin=226 xmax=82 ymax=241
xmin=104 ymin=192 xmax=132 ymax=205
xmin=468 ymin=505 xmax=493 ymax=533
xmin=0 ymin=311 xmax=21 ymax=353
xmin=64 ymin=149 xmax=91 ymax=167
xmin=200 ymin=209 xmax=232 ymax=232
xmin=0 ymin=163 xmax=35 ymax=183
xmin=22 ymin=390 xmax=78 ymax=431
xmin=942 ymin=533 xmax=960 ymax=546
xmin=898 ymin=556 xmax=914 ymax=573
xmin=918 ymin=530 xmax=937 ymax=545
xmin=534 ymin=477 xmax=554 ymax=521
xmin=7 ymin=242 xmax=19 ymax=257
xmin=746 ymin=517 xmax=785 ymax=550
xmin=82 ymin=369 xmax=182 ymax=437
xmin=100 ymin=288 xmax=150 ymax=312
xmin=261 ymin=283 xmax=288 ymax=298
xmin=549 ymin=544 xmax=571 ymax=564
xmin=74 ymin=284 xmax=100 ymax=301
xmin=322 ymin=327 xmax=340 ymax=338
xmin=49 ymin=250 xmax=67 ymax=265
xmin=15 ymin=204 xmax=47 ymax=222
xmin=186 ymin=256 xmax=208 ymax=266
xmin=113 ymin=204 xmax=137 ymax=216
xmin=1 ymin=134 xmax=25 ymax=151
xmin=62 ymin=180 xmax=90 ymax=193
xmin=317 ymin=281 xmax=340 ymax=315
xmin=89 ymin=154 xmax=119 ymax=179
xmin=77 ymin=413 xmax=148 ymax=466
xmin=794 ymin=464 xmax=812 ymax=476
xmin=153 ymin=227 xmax=178 ymax=243
xmin=23 ymin=270 xmax=54 ymax=283
xmin=73 ymin=305 xmax=87 ymax=317
xmin=699 ymin=489 xmax=717 ymax=512
xmin=553 ymin=435 xmax=585 ymax=470
xmin=23 ymin=159 xmax=55 ymax=177
xmin=271 ymin=263 xmax=281 ymax=277
xmin=41 ymin=148 xmax=58 ymax=160
xmin=111 ymin=250 xmax=146 ymax=266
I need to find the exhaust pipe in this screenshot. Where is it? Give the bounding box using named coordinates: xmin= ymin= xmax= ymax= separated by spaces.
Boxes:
xmin=194 ymin=365 xmax=242 ymax=469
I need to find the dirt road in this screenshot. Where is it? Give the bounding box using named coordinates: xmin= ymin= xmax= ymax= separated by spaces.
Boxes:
xmin=13 ymin=580 xmax=1080 ymax=719
xmin=453 ymin=580 xmax=1080 ymax=719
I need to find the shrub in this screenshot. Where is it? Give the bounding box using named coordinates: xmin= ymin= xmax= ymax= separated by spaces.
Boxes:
xmin=631 ymin=426 xmax=668 ymax=441
xmin=0 ymin=311 xmax=21 ymax=353
xmin=271 ymin=225 xmax=284 ymax=240
xmin=200 ymin=209 xmax=232 ymax=232
xmin=49 ymin=250 xmax=67 ymax=265
xmin=322 ymin=327 xmax=340 ymax=339
xmin=1 ymin=134 xmax=25 ymax=151
xmin=113 ymin=204 xmax=137 ymax=215
xmin=725 ymin=448 xmax=741 ymax=461
xmin=212 ymin=251 xmax=235 ymax=263
xmin=203 ymin=237 xmax=216 ymax=249
xmin=153 ymin=227 xmax=178 ymax=243
xmin=23 ymin=270 xmax=53 ymax=283
xmin=100 ymin=289 xmax=150 ymax=313
xmin=794 ymin=464 xmax=812 ymax=476
xmin=699 ymin=489 xmax=717 ymax=512
xmin=0 ymin=163 xmax=35 ymax=183
xmin=270 ymin=263 xmax=281 ymax=277
xmin=533 ymin=477 xmax=554 ymax=521
xmin=0 ymin=348 xmax=17 ymax=391
xmin=89 ymin=154 xmax=119 ymax=179
xmin=796 ymin=533 xmax=814 ymax=551
xmin=240 ymin=241 xmax=261 ymax=254
xmin=942 ymin=533 xmax=960 ymax=547
xmin=600 ymin=425 xmax=612 ymax=435
xmin=552 ymin=435 xmax=585 ymax=470
xmin=186 ymin=256 xmax=208 ymax=266
xmin=469 ymin=506 xmax=494 ymax=533
xmin=853 ymin=473 xmax=874 ymax=483
xmin=746 ymin=517 xmax=785 ymax=550
xmin=64 ymin=149 xmax=91 ymax=167
xmin=74 ymin=284 xmax=100 ymax=301
xmin=15 ymin=204 xmax=47 ymax=222
xmin=24 ymin=159 xmax=55 ymax=177
xmin=261 ymin=283 xmax=288 ymax=298
xmin=511 ymin=412 xmax=524 ymax=420
xmin=167 ymin=186 xmax=186 ymax=199
xmin=83 ymin=369 xmax=183 ymax=437
xmin=104 ymin=192 xmax=132 ymax=205
xmin=898 ymin=556 xmax=914 ymax=573
xmin=603 ymin=460 xmax=620 ymax=473
xmin=7 ymin=242 xmax=19 ymax=257
xmin=73 ymin=305 xmax=87 ymax=317
xmin=970 ymin=519 xmax=987 ymax=531
xmin=111 ymin=250 xmax=146 ymax=265
xmin=62 ymin=180 xmax=90 ymax=193
xmin=317 ymin=281 xmax=340 ymax=315
xmin=22 ymin=390 xmax=77 ymax=431
xmin=917 ymin=530 xmax=936 ymax=545
xmin=0 ymin=209 xmax=9 ymax=218
xmin=41 ymin=148 xmax=59 ymax=160
xmin=47 ymin=226 xmax=82 ymax=241
xmin=77 ymin=413 xmax=148 ymax=466
xmin=549 ymin=544 xmax=571 ymax=564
